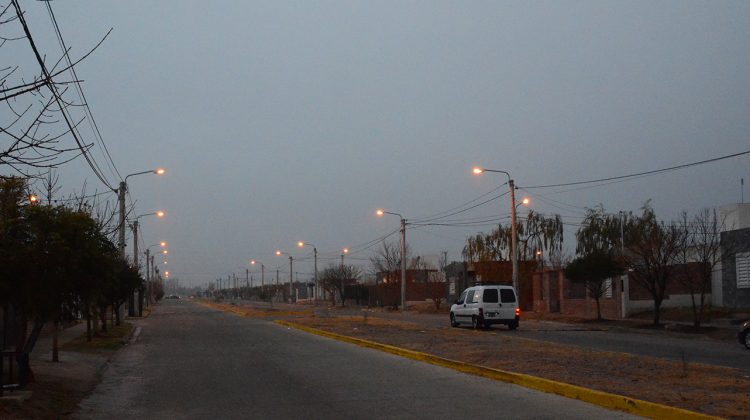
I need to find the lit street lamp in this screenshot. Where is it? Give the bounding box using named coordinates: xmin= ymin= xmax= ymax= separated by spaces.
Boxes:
xmin=341 ymin=247 xmax=349 ymax=268
xmin=118 ymin=168 xmax=165 ymax=258
xmin=376 ymin=208 xmax=407 ymax=311
xmin=275 ymin=250 xmax=294 ymax=303
xmin=129 ymin=211 xmax=165 ymax=316
xmin=297 ymin=241 xmax=318 ymax=300
xmin=472 ymin=166 xmax=524 ymax=292
xmin=144 ymin=241 xmax=167 ymax=307
xmin=250 ymin=260 xmax=265 ymax=287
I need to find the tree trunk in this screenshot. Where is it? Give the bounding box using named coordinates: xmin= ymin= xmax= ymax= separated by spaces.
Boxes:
xmin=85 ymin=306 xmax=92 ymax=342
xmin=92 ymin=305 xmax=99 ymax=333
xmin=595 ymin=297 xmax=602 ymax=321
xmin=100 ymin=306 xmax=108 ymax=333
xmin=52 ymin=321 xmax=59 ymax=362
xmin=652 ymin=299 xmax=663 ymax=326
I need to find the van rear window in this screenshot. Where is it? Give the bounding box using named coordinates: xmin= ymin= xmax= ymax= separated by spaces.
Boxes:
xmin=500 ymin=289 xmax=516 ymax=303
xmin=483 ymin=289 xmax=498 ymax=303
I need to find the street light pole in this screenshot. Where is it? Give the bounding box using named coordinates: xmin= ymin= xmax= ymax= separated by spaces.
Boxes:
xmin=297 ymin=242 xmax=318 ymax=300
xmin=289 ymin=256 xmax=293 ymax=303
xmin=117 ymin=168 xmax=165 ymax=259
xmin=376 ymin=209 xmax=407 ymax=312
xmin=473 ymin=168 xmax=519 ymax=292
xmin=118 ymin=181 xmax=127 ymax=257
xmin=276 ymin=251 xmax=294 ymax=303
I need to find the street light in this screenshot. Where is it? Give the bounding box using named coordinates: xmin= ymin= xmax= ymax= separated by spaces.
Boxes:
xmin=144 ymin=241 xmax=167 ymax=308
xmin=128 ymin=211 xmax=166 ymax=316
xmin=297 ymin=241 xmax=318 ymax=301
xmin=275 ymin=250 xmax=294 ymax=303
xmin=341 ymin=248 xmax=349 ymax=268
xmin=250 ymin=260 xmax=265 ymax=287
xmin=472 ymin=166 xmax=520 ymax=292
xmin=376 ymin=208 xmax=407 ymax=311
xmin=118 ymin=168 xmax=166 ymax=258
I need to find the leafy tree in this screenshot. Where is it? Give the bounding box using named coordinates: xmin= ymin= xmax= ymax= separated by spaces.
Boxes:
xmin=575 ymin=202 xmax=682 ymax=325
xmin=462 ymin=210 xmax=563 ymax=263
xmin=564 ymin=251 xmax=622 ymax=320
xmin=624 ymin=205 xmax=682 ymax=326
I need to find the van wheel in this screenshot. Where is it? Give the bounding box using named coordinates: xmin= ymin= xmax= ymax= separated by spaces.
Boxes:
xmin=508 ymin=320 xmax=519 ymax=330
xmin=472 ymin=316 xmax=481 ymax=330
xmin=450 ymin=313 xmax=458 ymax=328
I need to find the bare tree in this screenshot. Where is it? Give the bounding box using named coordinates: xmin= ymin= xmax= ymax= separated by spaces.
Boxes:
xmin=1 ymin=1 xmax=113 ymax=181
xmin=675 ymin=209 xmax=734 ymax=327
xmin=319 ymin=264 xmax=361 ymax=306
xmin=369 ymin=240 xmax=415 ymax=277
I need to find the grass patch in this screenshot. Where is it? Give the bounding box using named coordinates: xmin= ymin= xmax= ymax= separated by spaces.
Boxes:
xmin=62 ymin=322 xmax=133 ymax=353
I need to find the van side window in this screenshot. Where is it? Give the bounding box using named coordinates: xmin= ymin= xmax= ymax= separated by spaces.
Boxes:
xmin=500 ymin=289 xmax=516 ymax=303
xmin=483 ymin=289 xmax=499 ymax=303
xmin=457 ymin=290 xmax=467 ymax=305
xmin=466 ymin=290 xmax=477 ymax=304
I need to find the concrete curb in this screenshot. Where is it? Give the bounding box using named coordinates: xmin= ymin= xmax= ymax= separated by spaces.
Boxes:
xmin=124 ymin=326 xmax=142 ymax=345
xmin=275 ymin=319 xmax=719 ymax=420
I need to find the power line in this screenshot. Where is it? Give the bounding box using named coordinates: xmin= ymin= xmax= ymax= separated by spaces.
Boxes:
xmin=44 ymin=2 xmax=121 ymax=182
xmin=11 ymin=0 xmax=115 ymax=191
xmin=521 ymin=149 xmax=750 ymax=190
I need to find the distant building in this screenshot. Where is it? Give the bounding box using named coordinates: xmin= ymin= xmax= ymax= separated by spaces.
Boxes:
xmin=716 ymin=203 xmax=750 ymax=308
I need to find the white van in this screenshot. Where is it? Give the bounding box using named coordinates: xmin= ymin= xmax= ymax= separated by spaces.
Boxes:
xmin=449 ymin=285 xmax=519 ymax=330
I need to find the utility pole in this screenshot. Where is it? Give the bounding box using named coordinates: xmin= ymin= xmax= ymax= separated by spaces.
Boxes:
xmin=261 ymin=264 xmax=265 ymax=287
xmin=508 ymin=179 xmax=519 ymax=293
xmin=313 ymin=247 xmax=318 ymax=301
xmin=128 ymin=220 xmax=139 ymax=316
xmin=288 ymin=256 xmax=293 ymax=303
xmin=276 ymin=269 xmax=279 ymax=286
xmin=145 ymin=248 xmax=150 ymax=306
xmin=246 ymin=269 xmax=249 ymax=299
xmin=400 ymin=217 xmax=406 ymax=312
xmin=118 ymin=181 xmax=127 ymax=257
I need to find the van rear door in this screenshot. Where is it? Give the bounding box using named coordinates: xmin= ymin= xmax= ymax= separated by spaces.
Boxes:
xmin=499 ymin=288 xmax=518 ymax=320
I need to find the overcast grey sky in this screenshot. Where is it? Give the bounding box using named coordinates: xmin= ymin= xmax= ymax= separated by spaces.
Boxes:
xmin=7 ymin=1 xmax=750 ymax=287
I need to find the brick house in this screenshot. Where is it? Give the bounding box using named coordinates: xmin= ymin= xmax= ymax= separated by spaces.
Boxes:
xmin=533 ymin=262 xmax=710 ymax=319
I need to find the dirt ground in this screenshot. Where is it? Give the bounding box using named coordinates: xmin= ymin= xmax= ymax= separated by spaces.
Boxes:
xmin=0 ymin=323 xmax=133 ymax=419
xmin=207 ymin=301 xmax=750 ymax=419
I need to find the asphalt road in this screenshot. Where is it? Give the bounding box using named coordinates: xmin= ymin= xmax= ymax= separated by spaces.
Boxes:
xmin=75 ymin=300 xmax=636 ymax=419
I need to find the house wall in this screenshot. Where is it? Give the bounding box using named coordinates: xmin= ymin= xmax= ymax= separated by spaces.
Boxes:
xmin=721 ymin=227 xmax=750 ymax=308
xmin=532 ymin=269 xmax=622 ymax=319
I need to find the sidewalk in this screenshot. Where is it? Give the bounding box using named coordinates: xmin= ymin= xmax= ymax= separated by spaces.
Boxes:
xmin=1 ymin=315 xmax=143 ymax=418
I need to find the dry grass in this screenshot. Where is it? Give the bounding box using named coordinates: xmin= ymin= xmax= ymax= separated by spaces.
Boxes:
xmin=198 ymin=300 xmax=312 ymax=318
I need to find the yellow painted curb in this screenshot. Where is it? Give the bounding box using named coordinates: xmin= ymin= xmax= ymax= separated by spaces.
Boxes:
xmin=275 ymin=320 xmax=719 ymax=420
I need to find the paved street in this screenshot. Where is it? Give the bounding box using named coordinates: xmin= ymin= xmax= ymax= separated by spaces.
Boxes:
xmin=75 ymin=300 xmax=635 ymax=419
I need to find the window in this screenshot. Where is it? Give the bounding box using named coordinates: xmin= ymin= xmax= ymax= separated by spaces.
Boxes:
xmin=483 ymin=289 xmax=499 ymax=303
xmin=466 ymin=289 xmax=479 ymax=304
xmin=500 ymin=289 xmax=516 ymax=303
xmin=737 ymin=252 xmax=750 ymax=289
xmin=604 ymin=278 xmax=613 ymax=298
xmin=456 ymin=290 xmax=467 ymax=305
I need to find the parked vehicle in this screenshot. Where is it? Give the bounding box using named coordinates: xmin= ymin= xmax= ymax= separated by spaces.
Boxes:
xmin=739 ymin=320 xmax=750 ymax=350
xmin=450 ymin=285 xmax=520 ymax=330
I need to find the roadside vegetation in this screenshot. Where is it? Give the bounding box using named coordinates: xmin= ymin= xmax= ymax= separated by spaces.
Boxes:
xmin=0 ymin=177 xmax=144 ymax=384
